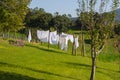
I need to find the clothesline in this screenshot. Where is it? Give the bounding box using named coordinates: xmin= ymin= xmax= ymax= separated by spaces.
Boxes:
xmin=28 ymin=30 xmax=79 ymax=51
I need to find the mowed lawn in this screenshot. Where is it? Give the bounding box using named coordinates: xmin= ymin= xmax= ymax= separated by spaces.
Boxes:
xmin=0 ymin=39 xmax=120 ymax=80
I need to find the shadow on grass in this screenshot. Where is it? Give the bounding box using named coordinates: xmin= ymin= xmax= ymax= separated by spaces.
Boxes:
xmin=63 ymin=62 xmax=119 ymax=73
xmin=63 ymin=62 xmax=120 ymax=79
xmin=63 ymin=62 xmax=120 ymax=73
xmin=96 ymin=69 xmax=120 ymax=80
xmin=25 ymin=44 xmax=68 ymax=55
xmin=63 ymin=62 xmax=91 ymax=70
xmin=0 ymin=62 xmax=81 ymax=80
xmin=0 ymin=71 xmax=43 ymax=80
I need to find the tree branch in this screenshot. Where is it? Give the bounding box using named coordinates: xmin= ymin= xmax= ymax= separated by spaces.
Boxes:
xmin=96 ymin=41 xmax=105 ymax=55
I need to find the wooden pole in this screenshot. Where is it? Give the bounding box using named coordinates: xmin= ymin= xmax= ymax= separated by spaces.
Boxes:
xmin=58 ymin=33 xmax=60 ymax=49
xmin=72 ymin=34 xmax=75 ymax=55
xmin=48 ymin=30 xmax=50 ymax=49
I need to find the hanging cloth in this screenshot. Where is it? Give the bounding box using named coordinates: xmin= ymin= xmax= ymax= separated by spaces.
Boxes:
xmin=62 ymin=32 xmax=74 ymax=43
xmin=74 ymin=36 xmax=79 ymax=49
xmin=59 ymin=34 xmax=69 ymax=51
xmin=37 ymin=30 xmax=49 ymax=42
xmin=49 ymin=31 xmax=59 ymax=44
xmin=28 ymin=29 xmax=32 ymax=43
xmin=67 ymin=34 xmax=74 ymax=43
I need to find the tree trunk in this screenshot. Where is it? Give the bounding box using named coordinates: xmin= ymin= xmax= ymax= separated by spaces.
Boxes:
xmin=7 ymin=30 xmax=10 ymax=39
xmin=2 ymin=33 xmax=5 ymax=39
xmin=14 ymin=31 xmax=17 ymax=39
xmin=58 ymin=33 xmax=60 ymax=49
xmin=81 ymin=33 xmax=85 ymax=56
xmin=72 ymin=35 xmax=75 ymax=55
xmin=90 ymin=29 xmax=96 ymax=80
xmin=80 ymin=22 xmax=85 ymax=56
xmin=90 ymin=55 xmax=96 ymax=80
xmin=2 ymin=30 xmax=5 ymax=39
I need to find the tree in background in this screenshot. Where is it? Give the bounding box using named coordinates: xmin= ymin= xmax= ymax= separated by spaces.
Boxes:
xmin=25 ymin=7 xmax=46 ymax=29
xmin=36 ymin=13 xmax=53 ymax=30
xmin=25 ymin=8 xmax=53 ymax=41
xmin=0 ymin=0 xmax=31 ymax=38
xmin=51 ymin=15 xmax=71 ymax=34
xmin=77 ymin=0 xmax=120 ymax=80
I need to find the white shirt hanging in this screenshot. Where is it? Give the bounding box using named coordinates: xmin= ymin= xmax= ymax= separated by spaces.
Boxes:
xmin=49 ymin=31 xmax=59 ymax=44
xmin=74 ymin=36 xmax=79 ymax=49
xmin=59 ymin=34 xmax=69 ymax=51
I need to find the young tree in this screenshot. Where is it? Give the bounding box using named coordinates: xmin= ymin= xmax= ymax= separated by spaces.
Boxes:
xmin=77 ymin=0 xmax=120 ymax=80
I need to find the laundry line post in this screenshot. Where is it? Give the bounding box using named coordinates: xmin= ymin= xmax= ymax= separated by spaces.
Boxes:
xmin=57 ymin=33 xmax=60 ymax=49
xmin=72 ymin=34 xmax=78 ymax=56
xmin=48 ymin=30 xmax=50 ymax=49
xmin=57 ymin=28 xmax=60 ymax=49
xmin=72 ymin=34 xmax=75 ymax=55
xmin=74 ymin=36 xmax=77 ymax=56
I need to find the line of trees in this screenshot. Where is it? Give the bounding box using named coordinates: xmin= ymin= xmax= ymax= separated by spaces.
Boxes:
xmin=25 ymin=7 xmax=75 ymax=32
xmin=24 ymin=7 xmax=77 ymax=41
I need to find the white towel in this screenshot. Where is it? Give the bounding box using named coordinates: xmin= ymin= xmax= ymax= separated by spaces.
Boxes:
xmin=37 ymin=30 xmax=49 ymax=42
xmin=68 ymin=34 xmax=74 ymax=43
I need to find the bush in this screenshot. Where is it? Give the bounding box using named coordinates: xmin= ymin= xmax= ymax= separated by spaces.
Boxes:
xmin=114 ymin=24 xmax=120 ymax=35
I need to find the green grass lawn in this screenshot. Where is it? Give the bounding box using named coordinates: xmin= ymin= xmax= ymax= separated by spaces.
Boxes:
xmin=0 ymin=38 xmax=120 ymax=80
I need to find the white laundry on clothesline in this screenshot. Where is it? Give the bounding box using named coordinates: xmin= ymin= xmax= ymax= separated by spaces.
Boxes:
xmin=49 ymin=31 xmax=59 ymax=44
xmin=59 ymin=34 xmax=68 ymax=50
xmin=37 ymin=30 xmax=49 ymax=42
xmin=67 ymin=34 xmax=74 ymax=43
xmin=36 ymin=30 xmax=78 ymax=50
xmin=62 ymin=33 xmax=74 ymax=43
xmin=74 ymin=36 xmax=79 ymax=49
xmin=28 ymin=29 xmax=32 ymax=43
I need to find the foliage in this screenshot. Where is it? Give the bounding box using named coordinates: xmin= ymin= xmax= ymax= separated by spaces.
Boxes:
xmin=36 ymin=13 xmax=53 ymax=30
xmin=25 ymin=8 xmax=73 ymax=34
xmin=0 ymin=0 xmax=31 ymax=32
xmin=114 ymin=23 xmax=120 ymax=35
xmin=25 ymin=7 xmax=46 ymax=28
xmin=51 ymin=15 xmax=71 ymax=33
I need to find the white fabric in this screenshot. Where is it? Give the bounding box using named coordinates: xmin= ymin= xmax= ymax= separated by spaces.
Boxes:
xmin=59 ymin=34 xmax=69 ymax=50
xmin=49 ymin=31 xmax=59 ymax=44
xmin=74 ymin=36 xmax=79 ymax=49
xmin=62 ymin=33 xmax=73 ymax=43
xmin=37 ymin=30 xmax=49 ymax=42
xmin=28 ymin=29 xmax=32 ymax=43
xmin=61 ymin=32 xmax=67 ymax=35
xmin=67 ymin=34 xmax=74 ymax=43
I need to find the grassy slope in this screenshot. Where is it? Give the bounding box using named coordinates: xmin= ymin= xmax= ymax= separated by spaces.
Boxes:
xmin=0 ymin=38 xmax=120 ymax=80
